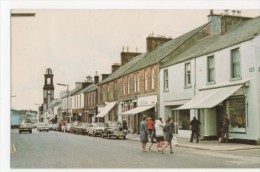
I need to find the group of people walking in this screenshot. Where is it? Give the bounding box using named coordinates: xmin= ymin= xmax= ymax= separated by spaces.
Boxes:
xmin=140 ymin=114 xmax=231 ymax=153
xmin=140 ymin=116 xmax=174 ymax=154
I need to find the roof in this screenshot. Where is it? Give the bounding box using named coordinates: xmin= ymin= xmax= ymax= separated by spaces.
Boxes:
xmin=75 ymin=84 xmax=95 ymax=95
xmin=123 ymin=22 xmax=210 ymax=75
xmin=160 ymin=16 xmax=260 ymax=68
xmin=98 ymin=53 xmax=147 ymax=85
xmin=84 ymin=84 xmax=98 ymax=93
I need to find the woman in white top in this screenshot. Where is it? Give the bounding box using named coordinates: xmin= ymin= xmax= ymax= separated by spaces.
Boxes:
xmin=154 ymin=118 xmax=165 ymax=151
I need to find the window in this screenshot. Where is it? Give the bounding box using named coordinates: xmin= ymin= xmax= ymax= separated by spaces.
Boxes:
xmin=151 ymin=67 xmax=155 ymax=90
xmin=163 ymin=69 xmax=168 ymax=90
xmin=185 ymin=63 xmax=191 ymax=86
xmin=144 ymin=70 xmax=148 ymax=91
xmin=179 ymin=110 xmax=190 ymax=130
xmin=127 ymin=76 xmax=130 ymax=94
xmin=134 ymin=73 xmax=137 ymax=93
xmin=47 ymin=78 xmax=51 ymax=84
xmin=79 ymin=96 xmax=81 ymax=107
xmin=114 ymin=81 xmax=118 ymax=99
xmin=231 ymin=48 xmax=241 ymax=78
xmin=99 ymin=86 xmax=103 ymax=102
xmin=207 ymin=56 xmax=215 ymax=82
xmin=123 ymin=77 xmax=126 ymax=95
xmin=107 ymin=84 xmax=110 ymax=100
xmin=137 ymin=73 xmax=140 ymax=92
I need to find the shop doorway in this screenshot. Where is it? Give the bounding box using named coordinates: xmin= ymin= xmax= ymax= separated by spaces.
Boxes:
xmin=171 ymin=110 xmax=179 ymax=134
xmin=216 ymin=105 xmax=225 ymax=137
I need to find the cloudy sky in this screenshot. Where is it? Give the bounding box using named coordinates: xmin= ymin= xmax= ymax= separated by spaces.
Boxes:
xmin=10 ymin=8 xmax=260 ymax=111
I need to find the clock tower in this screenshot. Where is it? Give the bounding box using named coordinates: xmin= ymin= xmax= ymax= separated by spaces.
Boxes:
xmin=43 ymin=68 xmax=54 ymax=110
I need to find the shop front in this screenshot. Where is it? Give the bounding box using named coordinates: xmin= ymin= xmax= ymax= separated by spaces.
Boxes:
xmin=120 ymin=95 xmax=157 ymax=134
xmin=176 ymin=84 xmax=247 ymax=140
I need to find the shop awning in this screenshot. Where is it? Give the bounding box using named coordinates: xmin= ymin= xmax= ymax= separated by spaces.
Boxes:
xmin=120 ymin=105 xmax=155 ymax=115
xmin=176 ymin=84 xmax=243 ymax=110
xmin=95 ymin=101 xmax=117 ymax=118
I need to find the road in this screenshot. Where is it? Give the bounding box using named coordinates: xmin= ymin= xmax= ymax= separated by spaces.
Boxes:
xmin=11 ymin=129 xmax=260 ymax=168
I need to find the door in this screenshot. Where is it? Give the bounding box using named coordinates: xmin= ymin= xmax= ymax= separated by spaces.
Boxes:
xmin=171 ymin=110 xmax=178 ymax=134
xmin=216 ymin=105 xmax=224 ymax=137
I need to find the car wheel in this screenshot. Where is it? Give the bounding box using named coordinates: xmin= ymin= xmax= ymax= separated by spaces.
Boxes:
xmin=108 ymin=135 xmax=111 ymax=139
xmin=30 ymin=130 xmax=32 ymax=133
xmin=93 ymin=132 xmax=96 ymax=137
xmin=39 ymin=130 xmax=41 ymax=132
xmin=19 ymin=131 xmax=21 ymax=134
xmin=47 ymin=130 xmax=49 ymax=132
xmin=123 ymin=136 xmax=126 ymax=139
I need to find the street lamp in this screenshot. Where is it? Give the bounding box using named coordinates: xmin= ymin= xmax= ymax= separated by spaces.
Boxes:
xmin=57 ymin=83 xmax=69 ymax=122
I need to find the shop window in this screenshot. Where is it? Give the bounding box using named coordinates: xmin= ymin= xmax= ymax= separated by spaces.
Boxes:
xmin=227 ymin=98 xmax=246 ymax=132
xmin=179 ymin=110 xmax=190 ymax=130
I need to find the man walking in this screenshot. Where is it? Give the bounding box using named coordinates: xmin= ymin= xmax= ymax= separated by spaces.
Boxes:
xmin=221 ymin=114 xmax=230 ymax=143
xmin=190 ymin=117 xmax=201 ymax=143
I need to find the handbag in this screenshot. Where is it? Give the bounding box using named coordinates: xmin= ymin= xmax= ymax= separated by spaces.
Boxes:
xmin=172 ymin=136 xmax=178 ymax=146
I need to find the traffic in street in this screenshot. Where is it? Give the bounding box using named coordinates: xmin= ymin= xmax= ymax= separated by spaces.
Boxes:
xmin=11 ymin=129 xmax=260 ymax=168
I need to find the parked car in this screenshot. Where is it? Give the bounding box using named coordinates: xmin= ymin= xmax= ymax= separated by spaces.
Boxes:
xmin=19 ymin=121 xmax=32 ymax=134
xmin=49 ymin=123 xmax=59 ymax=131
xmin=87 ymin=123 xmax=105 ymax=137
xmin=75 ymin=122 xmax=90 ymax=135
xmin=65 ymin=123 xmax=73 ymax=132
xmin=70 ymin=121 xmax=79 ymax=134
xmin=102 ymin=122 xmax=127 ymax=139
xmin=37 ymin=123 xmax=49 ymax=132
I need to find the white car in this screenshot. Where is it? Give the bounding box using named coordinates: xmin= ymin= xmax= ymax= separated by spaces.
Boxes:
xmin=87 ymin=123 xmax=105 ymax=137
xmin=37 ymin=123 xmax=49 ymax=132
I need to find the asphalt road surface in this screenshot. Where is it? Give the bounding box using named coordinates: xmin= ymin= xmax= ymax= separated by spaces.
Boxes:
xmin=11 ymin=129 xmax=260 ymax=168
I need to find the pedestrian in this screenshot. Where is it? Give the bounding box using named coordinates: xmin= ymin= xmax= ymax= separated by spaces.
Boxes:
xmin=139 ymin=116 xmax=149 ymax=152
xmin=220 ymin=114 xmax=230 ymax=143
xmin=148 ymin=126 xmax=156 ymax=151
xmin=147 ymin=117 xmax=154 ymax=139
xmin=122 ymin=120 xmax=128 ymax=130
xmin=190 ymin=117 xmax=201 ymax=143
xmin=154 ymin=118 xmax=165 ymax=151
xmin=161 ymin=117 xmax=174 ymax=154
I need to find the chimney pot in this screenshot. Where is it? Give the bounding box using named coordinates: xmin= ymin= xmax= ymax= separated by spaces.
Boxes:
xmin=232 ymin=10 xmax=236 ymax=15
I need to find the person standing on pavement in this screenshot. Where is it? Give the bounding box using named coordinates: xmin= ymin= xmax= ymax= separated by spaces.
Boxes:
xmin=221 ymin=114 xmax=230 ymax=143
xmin=190 ymin=117 xmax=201 ymax=143
xmin=148 ymin=125 xmax=156 ymax=151
xmin=139 ymin=116 xmax=149 ymax=152
xmin=161 ymin=117 xmax=174 ymax=154
xmin=154 ymin=118 xmax=165 ymax=151
xmin=147 ymin=117 xmax=154 ymax=139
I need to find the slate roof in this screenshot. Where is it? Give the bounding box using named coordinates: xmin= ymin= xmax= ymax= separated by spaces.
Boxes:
xmin=84 ymin=84 xmax=98 ymax=93
xmin=122 ymin=22 xmax=210 ymax=76
xmin=75 ymin=84 xmax=95 ymax=95
xmin=160 ymin=16 xmax=260 ymax=68
xmin=98 ymin=53 xmax=147 ymax=85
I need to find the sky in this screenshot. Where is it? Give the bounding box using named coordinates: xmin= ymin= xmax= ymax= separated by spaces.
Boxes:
xmin=10 ymin=9 xmax=260 ymax=111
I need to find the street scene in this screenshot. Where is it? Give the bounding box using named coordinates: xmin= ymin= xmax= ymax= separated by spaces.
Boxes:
xmin=6 ymin=6 xmax=260 ymax=170
xmin=11 ymin=129 xmax=260 ymax=168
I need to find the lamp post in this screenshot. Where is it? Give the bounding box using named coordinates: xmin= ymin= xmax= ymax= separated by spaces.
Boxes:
xmin=57 ymin=83 xmax=69 ymax=122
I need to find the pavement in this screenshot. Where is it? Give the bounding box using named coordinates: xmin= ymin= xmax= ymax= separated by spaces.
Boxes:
xmin=126 ymin=134 xmax=260 ymax=151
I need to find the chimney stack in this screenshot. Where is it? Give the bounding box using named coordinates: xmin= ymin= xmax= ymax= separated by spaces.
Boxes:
xmin=121 ymin=50 xmax=141 ymax=66
xmin=224 ymin=9 xmax=229 ymax=15
xmin=237 ymin=10 xmax=241 ymax=16
xmin=210 ymin=9 xmax=213 ymax=15
xmin=111 ymin=63 xmax=121 ymax=73
xmin=86 ymin=75 xmax=93 ymax=83
xmin=94 ymin=71 xmax=99 ymax=84
xmin=146 ymin=35 xmax=172 ymax=52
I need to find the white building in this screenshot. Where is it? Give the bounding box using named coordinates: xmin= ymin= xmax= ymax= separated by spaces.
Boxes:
xmin=159 ymin=13 xmax=260 ymax=144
